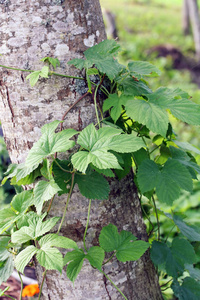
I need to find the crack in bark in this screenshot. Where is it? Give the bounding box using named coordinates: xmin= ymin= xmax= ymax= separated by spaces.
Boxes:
xmin=103 ymin=273 xmax=111 ymax=300
xmin=5 ymin=85 xmax=15 ymax=119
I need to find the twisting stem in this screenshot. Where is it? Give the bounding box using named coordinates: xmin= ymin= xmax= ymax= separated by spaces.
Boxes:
xmin=52 ymin=157 xmax=71 ymax=173
xmin=50 ymin=71 xmax=84 ymax=80
xmin=152 ymin=195 xmax=160 ymax=240
xmin=46 ymin=195 xmax=55 ymax=215
xmin=102 ymin=271 xmax=128 ymax=300
xmin=18 ymin=271 xmax=23 ymax=300
xmin=0 ymin=64 xmax=34 ymax=72
xmin=38 ymin=270 xmax=47 ymax=300
xmin=60 ymin=91 xmax=90 ymax=131
xmin=83 ymin=199 xmax=92 ymax=252
xmin=94 ymin=85 xmax=100 ymax=128
xmin=57 ymin=172 xmax=75 ymax=234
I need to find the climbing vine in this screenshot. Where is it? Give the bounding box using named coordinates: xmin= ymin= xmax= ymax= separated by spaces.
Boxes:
xmin=0 ymin=40 xmax=200 ymax=299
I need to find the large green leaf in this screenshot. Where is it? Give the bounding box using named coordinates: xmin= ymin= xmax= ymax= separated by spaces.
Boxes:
xmin=147 ymin=87 xmax=200 ymax=125
xmin=166 ymin=238 xmax=196 ymax=278
xmin=15 ymin=245 xmax=38 ymax=273
xmin=64 ymin=250 xmax=85 ymax=283
xmin=137 ymin=158 xmax=193 ymax=205
xmin=128 ymin=61 xmax=161 ymax=79
xmin=125 ymin=98 xmax=169 ymax=136
xmin=75 ymin=171 xmax=110 ymax=200
xmin=86 ymin=246 xmax=105 ymax=271
xmin=11 ymin=190 xmax=34 ymax=214
xmin=33 ymin=179 xmax=61 ymax=214
xmin=150 ymin=241 xmax=170 ymax=267
xmin=0 ymin=256 xmax=14 ymax=285
xmin=36 ymin=246 xmax=63 ymax=273
xmin=25 ymin=120 xmax=76 ymax=167
xmin=72 ymin=124 xmax=143 ymax=173
xmin=172 ymin=278 xmax=200 ymax=300
xmin=99 ymin=224 xmax=149 ymax=262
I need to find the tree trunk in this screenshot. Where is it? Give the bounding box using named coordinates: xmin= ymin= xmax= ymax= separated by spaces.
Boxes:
xmin=0 ymin=1 xmax=163 ymax=299
xmin=187 ymin=0 xmax=200 ymax=60
xmin=182 ymin=0 xmax=190 ymax=35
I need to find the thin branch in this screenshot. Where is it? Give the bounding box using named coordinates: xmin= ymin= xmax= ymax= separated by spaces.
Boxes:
xmin=102 ymin=271 xmax=128 ymax=300
xmin=57 ymin=172 xmax=75 ymax=234
xmin=152 ymin=195 xmax=160 ymax=240
xmin=38 ymin=270 xmax=47 ymax=300
xmin=60 ymin=91 xmax=90 ymax=131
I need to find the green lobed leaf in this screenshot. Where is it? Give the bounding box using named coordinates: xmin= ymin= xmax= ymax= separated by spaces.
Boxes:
xmin=11 ymin=190 xmax=34 ymax=214
xmin=39 ymin=234 xmax=78 ymax=249
xmin=41 ymin=57 xmax=60 ymax=69
xmin=40 ymin=66 xmax=49 ymax=78
xmin=125 ymin=98 xmax=169 ymax=136
xmin=64 ymin=250 xmax=85 ymax=283
xmin=15 ymin=245 xmax=38 ymax=274
xmin=150 ymin=241 xmax=170 ymax=267
xmin=128 ymin=61 xmax=161 ymax=79
xmin=36 ymin=246 xmax=63 ymax=273
xmin=119 ymin=77 xmax=152 ymax=96
xmin=33 ymin=179 xmax=61 ymax=214
xmin=99 ymin=224 xmax=149 ymax=262
xmin=75 ymin=171 xmax=110 ymax=200
xmin=156 ymin=172 xmax=180 ymax=205
xmin=25 ymin=120 xmax=76 ymax=167
xmin=26 ymin=71 xmax=40 ymax=87
xmin=0 ymin=237 xmax=11 ymax=261
xmin=137 ymin=159 xmax=159 ymax=193
xmin=86 ymin=246 xmax=105 ymax=271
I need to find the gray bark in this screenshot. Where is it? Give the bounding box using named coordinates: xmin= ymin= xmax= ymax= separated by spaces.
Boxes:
xmin=182 ymin=0 xmax=190 ymax=35
xmin=187 ymin=0 xmax=200 ymax=59
xmin=0 ymin=1 xmax=163 ymax=299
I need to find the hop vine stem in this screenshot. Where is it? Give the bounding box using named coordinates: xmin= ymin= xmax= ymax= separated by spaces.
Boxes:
xmin=83 ymin=199 xmax=92 ymax=252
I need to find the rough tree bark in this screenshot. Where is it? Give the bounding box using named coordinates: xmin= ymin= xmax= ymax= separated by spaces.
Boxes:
xmin=186 ymin=0 xmax=200 ymax=60
xmin=0 ymin=1 xmax=163 ymax=299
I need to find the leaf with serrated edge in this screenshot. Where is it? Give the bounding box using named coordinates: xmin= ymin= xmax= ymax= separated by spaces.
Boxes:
xmin=86 ymin=246 xmax=105 ymax=271
xmin=64 ymin=250 xmax=85 ymax=282
xmin=36 ymin=247 xmax=63 ymax=273
xmin=173 ymin=215 xmax=200 ymax=242
xmin=15 ymin=246 xmax=38 ymax=274
xmin=11 ymin=190 xmax=34 ymax=214
xmin=39 ymin=233 xmax=78 ymax=249
xmin=25 ymin=121 xmax=76 ymax=167
xmin=125 ymin=98 xmax=169 ymax=136
xmin=128 ymin=61 xmax=161 ymax=79
xmin=137 ymin=159 xmax=159 ymax=193
xmin=33 ymin=180 xmax=61 ymax=214
xmin=75 ymin=171 xmax=110 ymax=200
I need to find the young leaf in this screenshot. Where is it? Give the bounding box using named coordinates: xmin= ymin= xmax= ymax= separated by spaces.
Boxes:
xmin=40 ymin=66 xmax=49 ymax=78
xmin=15 ymin=245 xmax=38 ymax=274
xmin=33 ymin=179 xmax=61 ymax=214
xmin=86 ymin=246 xmax=105 ymax=271
xmin=25 ymin=120 xmax=76 ymax=167
xmin=26 ymin=71 xmax=40 ymax=87
xmin=64 ymin=250 xmax=85 ymax=283
xmin=75 ymin=171 xmax=110 ymax=200
xmin=103 ymin=94 xmax=129 ymax=123
xmin=41 ymin=57 xmax=60 ymax=69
